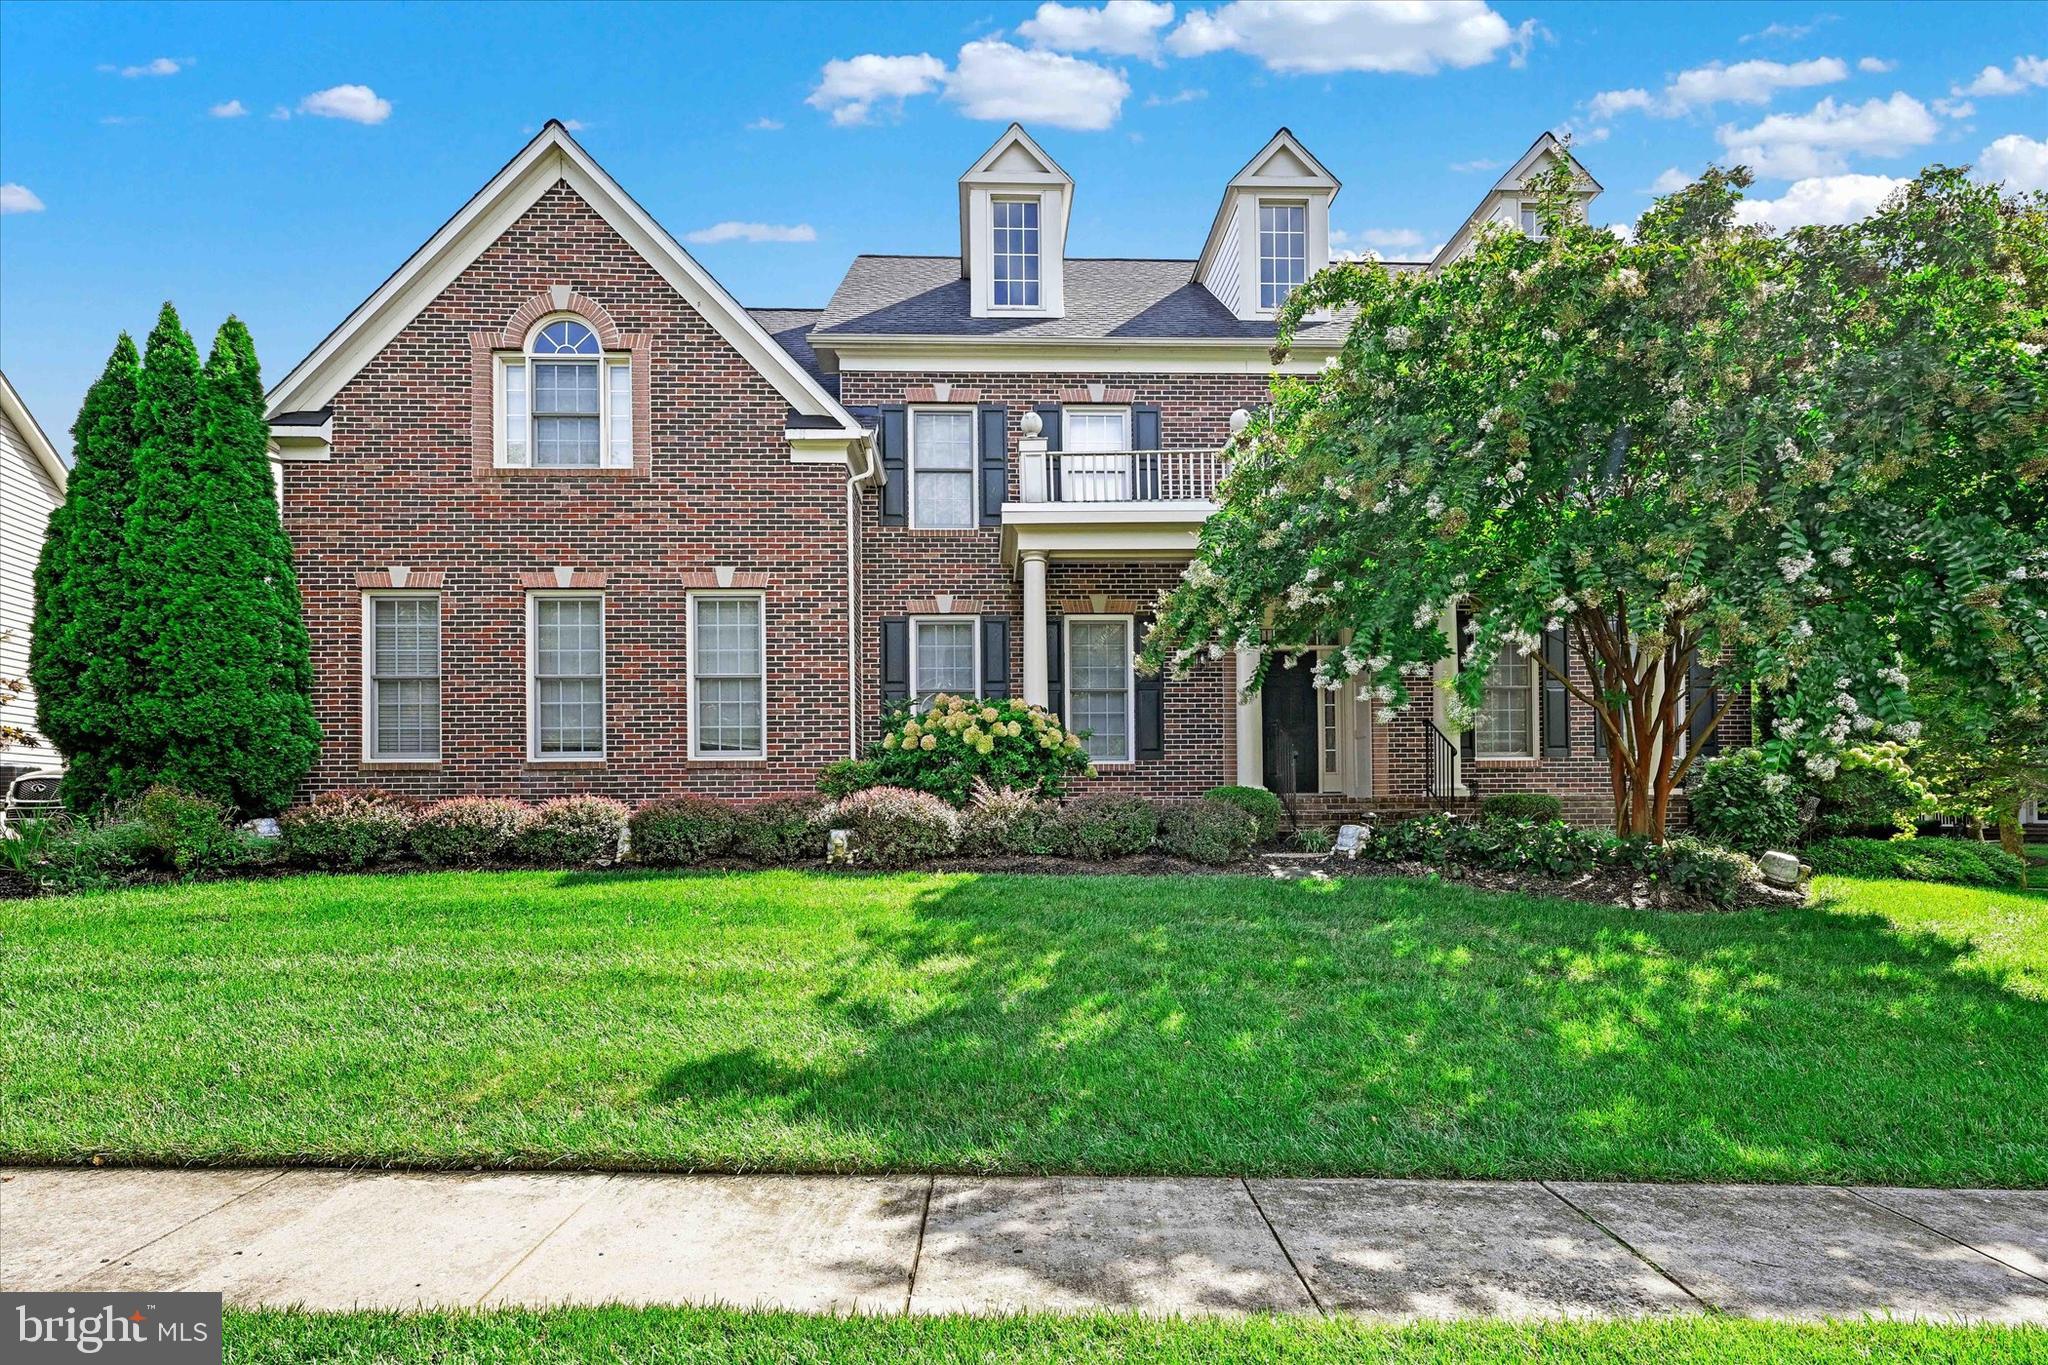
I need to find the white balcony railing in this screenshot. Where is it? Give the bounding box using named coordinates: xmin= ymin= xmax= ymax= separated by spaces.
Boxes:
xmin=1017 ymin=448 xmax=1228 ymax=505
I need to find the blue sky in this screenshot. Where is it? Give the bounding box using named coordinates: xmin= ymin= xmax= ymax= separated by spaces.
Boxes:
xmin=2 ymin=1 xmax=2044 ymax=452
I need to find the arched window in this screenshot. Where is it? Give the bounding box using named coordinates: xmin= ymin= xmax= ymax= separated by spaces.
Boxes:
xmin=497 ymin=315 xmax=631 ymax=469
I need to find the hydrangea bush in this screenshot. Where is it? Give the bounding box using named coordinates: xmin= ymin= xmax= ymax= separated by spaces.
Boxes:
xmin=872 ymin=695 xmax=1093 ymax=806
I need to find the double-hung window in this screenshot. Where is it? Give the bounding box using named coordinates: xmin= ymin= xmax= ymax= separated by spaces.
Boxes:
xmin=530 ymin=593 xmax=605 ymax=759
xmin=911 ymin=617 xmax=979 ymax=707
xmin=1518 ymin=202 xmax=1544 ymax=239
xmin=365 ymin=594 xmax=440 ymax=761
xmin=1065 ymin=616 xmax=1134 ymax=764
xmin=497 ymin=318 xmax=632 ymax=469
xmin=1061 ymin=406 xmax=1131 ymax=502
xmin=909 ymin=408 xmax=976 ymax=528
xmin=991 ymin=197 xmax=1040 ymax=308
xmin=1476 ymin=645 xmax=1536 ymax=758
xmin=1258 ymin=201 xmax=1307 ymax=310
xmin=689 ymin=592 xmax=765 ymax=760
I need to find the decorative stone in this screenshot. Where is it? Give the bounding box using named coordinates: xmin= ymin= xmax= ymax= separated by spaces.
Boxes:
xmin=1334 ymin=824 xmax=1366 ymax=858
xmin=1758 ymin=850 xmax=1801 ymax=887
xmin=827 ymin=829 xmax=853 ymax=865
xmin=1019 ymin=409 xmax=1042 ymax=438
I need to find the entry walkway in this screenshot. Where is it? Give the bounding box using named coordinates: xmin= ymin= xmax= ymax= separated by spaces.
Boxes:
xmin=4 ymin=1168 xmax=2044 ymax=1322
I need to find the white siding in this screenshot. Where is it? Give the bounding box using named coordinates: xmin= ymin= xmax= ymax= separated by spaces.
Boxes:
xmin=1206 ymin=198 xmax=1246 ymax=315
xmin=0 ymin=408 xmax=63 ymax=767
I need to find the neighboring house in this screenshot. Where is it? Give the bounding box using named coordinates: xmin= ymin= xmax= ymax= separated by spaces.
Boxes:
xmin=0 ymin=370 xmax=67 ymax=780
xmin=266 ymin=122 xmax=1744 ymax=819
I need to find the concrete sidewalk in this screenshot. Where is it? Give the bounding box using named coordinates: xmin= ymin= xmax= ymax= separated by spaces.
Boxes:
xmin=4 ymin=1168 xmax=2045 ymax=1323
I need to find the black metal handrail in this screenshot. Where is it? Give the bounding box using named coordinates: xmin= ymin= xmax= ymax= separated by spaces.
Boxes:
xmin=1425 ymin=721 xmax=1459 ymax=809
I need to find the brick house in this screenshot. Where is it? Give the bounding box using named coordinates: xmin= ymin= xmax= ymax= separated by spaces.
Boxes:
xmin=266 ymin=121 xmax=1745 ymax=821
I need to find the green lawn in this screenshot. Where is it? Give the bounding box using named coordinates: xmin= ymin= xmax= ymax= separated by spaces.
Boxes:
xmin=4 ymin=869 xmax=2045 ymax=1184
xmin=219 ymin=1309 xmax=2044 ymax=1364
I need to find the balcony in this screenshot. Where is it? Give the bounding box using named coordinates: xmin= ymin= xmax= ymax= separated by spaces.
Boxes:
xmin=1017 ymin=448 xmax=1229 ymax=505
xmin=1002 ymin=444 xmax=1227 ymax=566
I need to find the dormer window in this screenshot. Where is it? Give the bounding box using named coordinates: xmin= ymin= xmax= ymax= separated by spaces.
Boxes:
xmin=1519 ymin=202 xmax=1544 ymax=239
xmin=1258 ymin=201 xmax=1308 ymax=310
xmin=497 ymin=317 xmax=632 ymax=469
xmin=991 ymin=197 xmax=1041 ymax=308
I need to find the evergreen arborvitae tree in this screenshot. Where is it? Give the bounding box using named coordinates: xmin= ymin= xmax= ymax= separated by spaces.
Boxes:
xmin=125 ymin=311 xmax=319 ymax=813
xmin=30 ymin=335 xmax=144 ymax=811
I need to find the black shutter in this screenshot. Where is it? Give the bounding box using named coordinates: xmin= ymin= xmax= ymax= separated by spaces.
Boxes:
xmin=1541 ymin=627 xmax=1571 ymax=758
xmin=877 ymin=404 xmax=908 ymax=526
xmin=1034 ymin=404 xmax=1063 ymax=501
xmin=981 ymin=616 xmax=1012 ymax=699
xmin=881 ymin=617 xmax=910 ymax=708
xmin=1457 ymin=604 xmax=1477 ymax=763
xmin=1687 ymin=658 xmax=1720 ymax=757
xmin=1132 ymin=403 xmax=1162 ymax=500
xmin=977 ymin=404 xmax=1008 ymax=526
xmin=1045 ymin=612 xmax=1064 ymax=715
xmin=1134 ymin=614 xmax=1164 ymax=760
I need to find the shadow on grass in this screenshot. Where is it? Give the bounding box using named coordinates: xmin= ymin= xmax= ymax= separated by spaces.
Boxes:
xmin=633 ymin=872 xmax=2048 ymax=1184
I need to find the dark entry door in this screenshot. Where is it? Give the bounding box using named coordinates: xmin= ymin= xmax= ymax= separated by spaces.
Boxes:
xmin=1262 ymin=664 xmax=1320 ymax=795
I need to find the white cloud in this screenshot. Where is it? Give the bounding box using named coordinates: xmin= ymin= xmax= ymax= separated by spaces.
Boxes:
xmin=747 ymin=117 xmax=785 ymax=131
xmin=1587 ymin=87 xmax=1653 ymax=119
xmin=1857 ymin=57 xmax=1895 ymax=74
xmin=1334 ymin=226 xmax=1427 ymax=250
xmin=684 ymin=221 xmax=818 ymax=245
xmin=807 ymin=52 xmax=948 ymax=125
xmin=1932 ymin=97 xmax=1974 ymax=118
xmin=269 ymin=106 xmax=291 ymax=121
xmin=1166 ymin=0 xmax=1534 ymax=76
xmin=1733 ymin=173 xmax=1906 ymax=229
xmin=1018 ymin=1 xmax=1175 ymax=59
xmin=1954 ymin=55 xmax=2048 ymax=98
xmin=298 ymin=84 xmax=392 ymax=124
xmin=209 ymin=99 xmax=247 ymax=118
xmin=101 ymin=56 xmax=186 ymax=77
xmin=560 ymin=119 xmax=588 ymax=132
xmin=1741 ymin=17 xmax=1831 ymax=44
xmin=0 ymin=183 xmax=46 ymax=214
xmin=1717 ymin=92 xmax=1938 ymax=178
xmin=98 ymin=114 xmax=142 ymax=126
xmin=1977 ymin=133 xmax=2048 ymax=194
xmin=1663 ymin=56 xmax=1847 ymax=112
xmin=1649 ymin=167 xmax=1693 ymax=194
xmin=1143 ymin=87 xmax=1207 ymax=106
xmin=1449 ymin=156 xmax=1502 ymax=173
xmin=944 ymin=39 xmax=1128 ymax=130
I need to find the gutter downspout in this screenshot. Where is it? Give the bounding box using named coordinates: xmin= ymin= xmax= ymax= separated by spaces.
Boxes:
xmin=845 ymin=430 xmax=877 ymax=759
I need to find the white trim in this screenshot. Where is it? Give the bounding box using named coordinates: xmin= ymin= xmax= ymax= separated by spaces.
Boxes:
xmin=526 ymin=589 xmax=607 ymax=762
xmin=822 ymin=338 xmax=1338 ymax=375
xmin=907 ymin=404 xmax=978 ymax=530
xmin=496 ymin=314 xmax=634 ymax=470
xmin=361 ymin=590 xmax=442 ymax=763
xmin=686 ymin=589 xmax=768 ymax=762
xmin=988 ymin=194 xmax=1045 ymax=311
xmin=1063 ymin=614 xmax=1136 ymax=766
xmin=264 ymin=123 xmax=861 ymax=445
xmin=0 ymin=370 xmax=67 ymax=493
xmin=1474 ymin=641 xmax=1540 ymax=761
xmin=1254 ymin=197 xmax=1310 ymax=316
xmin=910 ymin=614 xmax=982 ymax=705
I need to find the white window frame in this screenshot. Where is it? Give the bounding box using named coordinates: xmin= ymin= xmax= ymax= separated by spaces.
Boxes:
xmin=361 ymin=590 xmax=441 ymax=763
xmin=686 ymin=589 xmax=768 ymax=762
xmin=1257 ymin=198 xmax=1309 ymax=313
xmin=526 ymin=590 xmax=607 ymax=762
xmin=1063 ymin=614 xmax=1136 ymax=766
xmin=1518 ymin=202 xmax=1544 ymax=239
xmin=1475 ymin=643 xmax=1539 ymax=760
xmin=494 ymin=315 xmax=632 ymax=470
xmin=910 ymin=615 xmax=981 ymax=707
xmin=1059 ymin=405 xmax=1133 ymax=502
xmin=907 ymin=405 xmax=978 ymax=530
xmin=989 ymin=194 xmax=1042 ymax=310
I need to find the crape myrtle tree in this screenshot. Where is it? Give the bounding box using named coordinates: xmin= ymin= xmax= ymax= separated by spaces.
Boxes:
xmin=1909 ymin=670 xmax=2048 ymax=861
xmin=1142 ymin=158 xmax=2048 ymax=840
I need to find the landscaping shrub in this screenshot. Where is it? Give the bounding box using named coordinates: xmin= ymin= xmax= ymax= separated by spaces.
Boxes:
xmin=629 ymin=796 xmax=738 ymax=867
xmin=1688 ymin=748 xmax=1803 ymax=854
xmin=409 ymin=797 xmax=534 ymax=867
xmin=731 ymin=798 xmax=824 ymax=864
xmin=514 ymin=796 xmax=628 ymax=867
xmin=960 ymin=780 xmax=1069 ymax=856
xmin=1811 ymin=743 xmax=1927 ymax=838
xmin=1203 ymin=785 xmax=1283 ymax=842
xmin=35 ymin=819 xmax=156 ymax=892
xmin=280 ymin=791 xmax=413 ymax=870
xmin=1479 ymin=792 xmax=1563 ymax=824
xmin=817 ymin=758 xmax=881 ymax=800
xmin=1061 ymin=794 xmax=1159 ymax=861
xmin=1806 ymin=836 xmax=2024 ymax=888
xmin=1367 ymin=812 xmax=1458 ymax=864
xmin=872 ymin=696 xmax=1093 ymax=806
xmin=1656 ymin=836 xmax=1755 ymax=909
xmin=1156 ymin=799 xmax=1257 ymax=865
xmin=136 ymin=784 xmax=246 ymax=873
xmin=1292 ymin=826 xmax=1335 ymax=853
xmin=826 ymin=786 xmax=962 ymax=867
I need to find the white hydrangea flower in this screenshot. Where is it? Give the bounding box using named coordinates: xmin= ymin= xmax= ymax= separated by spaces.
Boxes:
xmin=1829 ymin=546 xmax=1854 ymax=567
xmin=1385 ymin=325 xmax=1413 ymax=351
xmin=1777 ymin=552 xmax=1815 ymax=583
xmin=1888 ymin=721 xmax=1921 ymax=741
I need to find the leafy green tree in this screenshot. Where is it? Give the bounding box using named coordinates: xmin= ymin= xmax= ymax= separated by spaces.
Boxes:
xmin=1145 ymin=160 xmax=2047 ymax=840
xmin=124 ymin=311 xmax=318 ymax=813
xmin=1908 ymin=672 xmax=2048 ymax=862
xmin=30 ymin=335 xmax=144 ymax=809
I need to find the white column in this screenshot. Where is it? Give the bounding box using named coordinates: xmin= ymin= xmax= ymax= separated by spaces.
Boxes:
xmin=1021 ymin=552 xmax=1049 ymax=707
xmin=1235 ymin=648 xmax=1264 ymax=787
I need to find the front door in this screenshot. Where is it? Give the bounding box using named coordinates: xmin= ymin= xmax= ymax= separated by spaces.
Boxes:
xmin=1261 ymin=664 xmax=1320 ymax=795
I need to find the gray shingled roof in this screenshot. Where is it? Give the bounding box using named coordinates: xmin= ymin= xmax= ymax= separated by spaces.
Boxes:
xmin=810 ymin=255 xmax=1366 ymax=343
xmin=747 ymin=307 xmax=835 ymax=396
